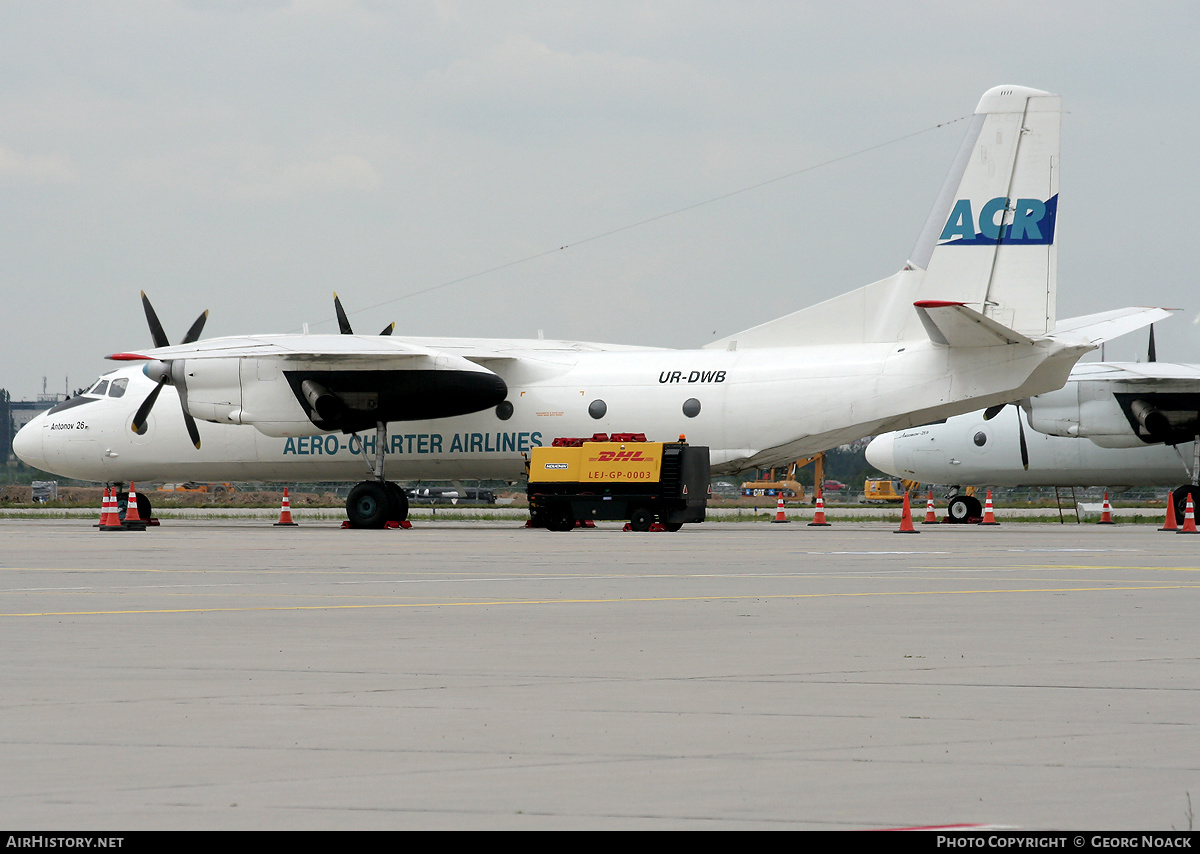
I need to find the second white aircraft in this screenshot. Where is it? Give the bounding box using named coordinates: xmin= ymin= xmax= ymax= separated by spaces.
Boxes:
xmin=867 ymin=356 xmax=1200 ymax=519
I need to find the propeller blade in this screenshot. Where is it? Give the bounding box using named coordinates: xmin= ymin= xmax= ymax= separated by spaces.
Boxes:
xmin=181 ymin=407 xmax=202 ymax=450
xmin=380 ymin=322 xmax=395 ymax=336
xmin=181 ymin=310 xmax=209 ymax=345
xmin=983 ymin=404 xmax=1005 ymax=421
xmin=131 ymin=381 xmax=164 ymax=434
xmin=1017 ymin=407 xmax=1030 ymax=471
xmin=334 ymin=292 xmax=353 ymax=335
xmin=141 ymin=292 xmax=170 ymax=349
xmin=1148 ymin=324 xmax=1157 ymax=363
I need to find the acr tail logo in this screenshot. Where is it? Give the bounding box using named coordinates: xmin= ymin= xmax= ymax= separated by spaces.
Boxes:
xmin=938 ymin=194 xmax=1058 ymax=246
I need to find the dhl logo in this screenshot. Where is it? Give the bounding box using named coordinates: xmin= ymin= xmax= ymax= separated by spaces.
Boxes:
xmin=591 ymin=450 xmax=651 ymax=462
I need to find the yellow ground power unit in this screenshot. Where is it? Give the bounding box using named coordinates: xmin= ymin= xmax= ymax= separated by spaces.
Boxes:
xmin=527 ymin=433 xmax=710 ymax=531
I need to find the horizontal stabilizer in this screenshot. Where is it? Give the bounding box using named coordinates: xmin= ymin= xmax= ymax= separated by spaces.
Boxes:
xmin=1049 ymin=307 xmax=1177 ymax=346
xmin=913 ymin=301 xmax=1033 ymax=347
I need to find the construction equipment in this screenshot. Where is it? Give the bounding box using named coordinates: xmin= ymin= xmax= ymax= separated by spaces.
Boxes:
xmin=740 ymin=453 xmax=826 ymax=501
xmin=739 ymin=479 xmax=805 ymax=499
xmin=864 ymin=477 xmax=925 ymax=502
xmin=527 ymin=433 xmax=710 ymax=531
xmin=156 ymin=482 xmax=235 ymax=494
xmin=864 ymin=478 xmax=907 ymax=502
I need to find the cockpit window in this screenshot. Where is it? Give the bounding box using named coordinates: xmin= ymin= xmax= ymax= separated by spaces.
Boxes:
xmin=108 ymin=378 xmax=128 ymax=398
xmin=90 ymin=380 xmax=110 ymax=396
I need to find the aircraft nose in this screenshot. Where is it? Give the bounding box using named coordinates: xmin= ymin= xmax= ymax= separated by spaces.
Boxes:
xmin=865 ymin=433 xmax=896 ymax=476
xmin=12 ymin=417 xmax=46 ymax=469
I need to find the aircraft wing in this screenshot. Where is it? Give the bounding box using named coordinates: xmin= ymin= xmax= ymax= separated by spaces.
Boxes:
xmin=108 ymin=333 xmax=513 ymax=437
xmin=109 ymin=333 xmax=667 ymax=365
xmin=110 ymin=334 xmax=462 ymax=363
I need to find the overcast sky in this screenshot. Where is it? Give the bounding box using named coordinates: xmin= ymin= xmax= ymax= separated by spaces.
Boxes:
xmin=2 ymin=1 xmax=1197 ymax=400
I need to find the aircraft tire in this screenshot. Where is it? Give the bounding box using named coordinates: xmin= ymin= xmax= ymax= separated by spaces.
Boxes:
xmin=629 ymin=507 xmax=653 ymax=532
xmin=346 ymin=481 xmax=392 ymax=529
xmin=1172 ymin=485 xmax=1200 ymax=523
xmin=116 ymin=492 xmax=152 ymax=523
xmin=662 ymin=521 xmax=683 ymax=532
xmin=384 ymin=481 xmax=409 ymax=522
xmin=946 ymin=495 xmax=981 ymax=523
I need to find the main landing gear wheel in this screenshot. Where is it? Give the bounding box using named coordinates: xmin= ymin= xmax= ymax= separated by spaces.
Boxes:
xmin=346 ymin=481 xmax=408 ymax=529
xmin=946 ymin=495 xmax=981 ymax=524
xmin=662 ymin=521 xmax=683 ymax=532
xmin=116 ymin=492 xmax=152 ymax=523
xmin=384 ymin=482 xmax=408 ymax=523
xmin=343 ymin=421 xmax=411 ymax=529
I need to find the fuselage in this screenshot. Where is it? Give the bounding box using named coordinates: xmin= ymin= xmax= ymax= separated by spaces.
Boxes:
xmin=15 ymin=330 xmax=1076 ymax=484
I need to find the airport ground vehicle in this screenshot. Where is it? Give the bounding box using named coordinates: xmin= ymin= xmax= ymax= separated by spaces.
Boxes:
xmin=527 ymin=434 xmax=709 ymax=531
xmin=31 ymin=481 xmax=58 ymax=503
xmin=405 ymin=486 xmax=497 ymax=505
xmin=740 ymin=479 xmax=805 ymax=499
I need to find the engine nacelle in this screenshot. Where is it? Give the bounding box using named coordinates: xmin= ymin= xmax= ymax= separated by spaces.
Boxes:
xmin=178 ymin=357 xmax=246 ymax=425
xmin=1025 ymin=378 xmax=1200 ymax=448
xmin=170 ymin=355 xmax=509 ymax=438
xmin=1024 ymin=380 xmax=1147 ymax=448
xmin=167 ymin=357 xmax=325 ymax=437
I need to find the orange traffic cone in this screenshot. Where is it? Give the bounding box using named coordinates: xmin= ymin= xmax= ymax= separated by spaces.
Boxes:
xmin=100 ymin=488 xmax=124 ymax=531
xmin=894 ymin=491 xmax=919 ymax=534
xmin=94 ymin=488 xmax=108 ymax=528
xmin=809 ymin=491 xmax=830 ymax=526
xmin=1097 ymin=491 xmax=1115 ymax=525
xmin=1160 ymin=492 xmax=1178 ymax=532
xmin=1178 ymin=495 xmax=1198 ymax=534
xmin=274 ymin=487 xmax=298 ymax=526
xmin=980 ymin=489 xmax=1000 ymax=525
xmin=108 ymin=488 xmax=127 ymax=530
xmin=922 ymin=489 xmax=939 ymax=524
xmin=123 ymin=483 xmax=147 ymax=530
xmin=771 ymin=496 xmax=790 ymax=523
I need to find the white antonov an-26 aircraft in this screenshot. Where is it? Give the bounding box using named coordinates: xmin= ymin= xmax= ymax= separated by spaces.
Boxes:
xmin=867 ymin=356 xmax=1200 ymax=521
xmin=14 ymin=85 xmax=1169 ymax=527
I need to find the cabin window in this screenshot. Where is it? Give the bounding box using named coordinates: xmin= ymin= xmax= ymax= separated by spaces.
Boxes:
xmin=495 ymin=401 xmax=513 ymax=421
xmin=973 ymin=431 xmax=987 ymax=447
xmin=588 ymin=399 xmax=607 ymax=419
xmin=682 ymin=398 xmax=701 ymax=418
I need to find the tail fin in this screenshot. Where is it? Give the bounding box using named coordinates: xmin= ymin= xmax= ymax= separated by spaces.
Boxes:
xmin=706 ymin=85 xmax=1061 ymax=350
